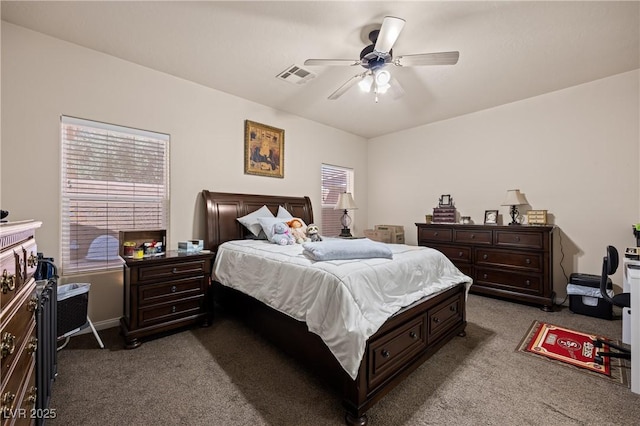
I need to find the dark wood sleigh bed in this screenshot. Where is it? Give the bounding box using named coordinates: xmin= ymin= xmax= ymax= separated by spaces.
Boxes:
xmin=202 ymin=190 xmax=468 ymax=426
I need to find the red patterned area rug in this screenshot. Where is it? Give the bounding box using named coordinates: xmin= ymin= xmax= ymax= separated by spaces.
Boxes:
xmin=516 ymin=320 xmax=629 ymax=387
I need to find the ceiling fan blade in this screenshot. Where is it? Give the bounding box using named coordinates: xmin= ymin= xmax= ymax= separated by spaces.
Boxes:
xmin=394 ymin=51 xmax=460 ymax=67
xmin=304 ymin=59 xmax=361 ymax=66
xmin=374 ymin=16 xmax=406 ymax=54
xmin=328 ymin=72 xmax=367 ymax=100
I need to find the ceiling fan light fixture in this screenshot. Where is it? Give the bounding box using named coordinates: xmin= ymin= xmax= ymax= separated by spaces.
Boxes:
xmin=358 ymin=74 xmax=374 ymax=92
xmin=374 ymin=69 xmax=391 ymax=86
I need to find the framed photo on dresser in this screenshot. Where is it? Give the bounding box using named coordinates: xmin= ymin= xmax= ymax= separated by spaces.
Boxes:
xmin=484 ymin=210 xmax=498 ymax=224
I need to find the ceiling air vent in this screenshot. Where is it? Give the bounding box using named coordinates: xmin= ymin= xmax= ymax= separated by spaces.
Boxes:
xmin=276 ymin=64 xmax=316 ymax=85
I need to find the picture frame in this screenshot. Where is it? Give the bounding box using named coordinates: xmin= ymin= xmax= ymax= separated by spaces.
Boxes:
xmin=439 ymin=194 xmax=452 ymax=207
xmin=244 ymin=120 xmax=284 ymax=178
xmin=484 ymin=210 xmax=498 ymax=225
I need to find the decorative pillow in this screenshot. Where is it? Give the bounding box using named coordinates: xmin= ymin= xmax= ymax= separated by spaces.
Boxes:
xmin=277 ymin=206 xmax=293 ymax=219
xmin=237 ymin=205 xmax=274 ymax=237
xmin=257 ymin=216 xmax=290 ymax=242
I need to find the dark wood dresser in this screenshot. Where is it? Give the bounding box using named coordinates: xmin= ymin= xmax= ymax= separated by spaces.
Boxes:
xmin=416 ymin=223 xmax=555 ymax=311
xmin=120 ymin=250 xmax=214 ymax=349
xmin=1 ymin=221 xmax=41 ymax=424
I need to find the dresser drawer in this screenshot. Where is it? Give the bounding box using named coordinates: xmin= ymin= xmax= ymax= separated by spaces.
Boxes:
xmin=138 ymin=277 xmax=206 ymax=306
xmin=137 ymin=297 xmax=205 ymax=327
xmin=454 ymin=229 xmax=492 ymax=245
xmin=368 ymin=315 xmax=426 ymax=389
xmin=1 ymin=290 xmax=37 ymax=374
xmin=137 ymin=259 xmax=207 ymax=282
xmin=0 ymin=321 xmax=36 ymax=420
xmin=494 ymin=230 xmax=544 ymax=249
xmin=418 ymin=227 xmax=453 ymax=243
xmin=475 ymin=249 xmax=542 ymax=272
xmin=427 ymin=294 xmax=463 ymax=343
xmin=431 ymin=244 xmax=471 ymax=263
xmin=20 ymin=239 xmax=38 ymax=287
xmin=475 ymin=267 xmax=541 ymax=293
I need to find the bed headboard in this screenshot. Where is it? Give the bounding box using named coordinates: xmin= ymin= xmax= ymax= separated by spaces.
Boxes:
xmin=201 ymin=190 xmax=314 ymax=252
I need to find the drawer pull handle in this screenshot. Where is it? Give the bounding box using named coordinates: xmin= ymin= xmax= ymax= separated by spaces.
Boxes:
xmin=434 ymin=232 xmax=439 ymax=237
xmin=483 ymin=274 xmax=488 ymax=279
xmin=381 ymin=349 xmax=391 ymax=358
xmin=1 ymin=270 xmax=15 ymax=294
xmin=525 ymin=258 xmax=531 ymax=264
xmin=433 ymin=317 xmax=440 ymax=324
xmin=27 ymin=251 xmax=38 ymax=268
xmin=1 ymin=391 xmax=16 ymax=413
xmin=26 ymin=387 xmax=37 ymax=405
xmin=172 ymin=306 xmax=176 ymax=313
xmin=515 ymin=236 xmax=520 ymax=242
xmin=450 ymin=306 xmax=456 ymax=312
xmin=458 ymin=252 xmax=464 ymax=257
xmin=27 ymin=337 xmax=38 ymax=355
xmin=172 ymin=268 xmax=178 ymax=274
xmin=409 ymin=331 xmax=418 ymax=339
xmin=471 ymin=234 xmax=475 ymax=239
xmin=1 ymin=332 xmax=16 ymax=358
xmin=483 ymin=254 xmax=488 ymax=260
xmin=171 ymin=285 xmax=177 ymax=293
xmin=28 ymin=296 xmax=39 ymax=313
xmin=525 ymin=280 xmax=531 ymax=286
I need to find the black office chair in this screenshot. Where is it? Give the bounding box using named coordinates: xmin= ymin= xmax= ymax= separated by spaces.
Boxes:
xmin=594 ymin=245 xmax=631 ymax=364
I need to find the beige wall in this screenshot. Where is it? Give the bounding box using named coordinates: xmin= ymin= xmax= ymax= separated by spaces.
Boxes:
xmin=367 ymin=70 xmax=640 ymax=300
xmin=0 ymin=23 xmax=368 ymax=326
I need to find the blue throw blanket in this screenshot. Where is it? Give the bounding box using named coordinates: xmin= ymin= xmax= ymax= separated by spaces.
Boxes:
xmin=302 ymin=238 xmax=393 ymax=261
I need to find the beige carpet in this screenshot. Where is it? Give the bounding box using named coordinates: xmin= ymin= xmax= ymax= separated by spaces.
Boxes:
xmin=49 ymin=294 xmax=640 ymax=425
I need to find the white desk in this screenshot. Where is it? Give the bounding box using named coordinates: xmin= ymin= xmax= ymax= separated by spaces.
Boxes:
xmin=623 ymin=258 xmax=640 ymax=394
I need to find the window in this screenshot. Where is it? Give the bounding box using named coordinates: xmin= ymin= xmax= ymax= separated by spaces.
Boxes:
xmin=321 ymin=164 xmax=354 ymax=237
xmin=61 ymin=116 xmax=169 ymax=275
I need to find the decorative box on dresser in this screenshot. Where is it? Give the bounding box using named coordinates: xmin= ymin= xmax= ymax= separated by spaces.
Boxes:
xmin=1 ymin=221 xmax=41 ymax=425
xmin=120 ymin=250 xmax=215 ymax=349
xmin=416 ymin=223 xmax=555 ymax=311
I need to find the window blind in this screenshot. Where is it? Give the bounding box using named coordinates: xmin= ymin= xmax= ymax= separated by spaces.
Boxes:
xmin=321 ymin=164 xmax=354 ymax=237
xmin=61 ymin=116 xmax=169 ymax=275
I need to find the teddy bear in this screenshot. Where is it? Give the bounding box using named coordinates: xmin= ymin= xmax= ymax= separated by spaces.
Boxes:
xmin=306 ymin=223 xmax=322 ymax=242
xmin=271 ymin=221 xmax=295 ymax=245
xmin=287 ymin=218 xmax=309 ymax=244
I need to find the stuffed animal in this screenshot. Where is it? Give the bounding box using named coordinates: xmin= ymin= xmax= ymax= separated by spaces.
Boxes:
xmin=271 ymin=222 xmax=295 ymax=245
xmin=306 ymin=223 xmax=322 ymax=242
xmin=287 ymin=218 xmax=309 ymax=243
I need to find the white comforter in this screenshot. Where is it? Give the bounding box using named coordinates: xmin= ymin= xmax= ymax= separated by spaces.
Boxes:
xmin=212 ymin=239 xmax=472 ymax=380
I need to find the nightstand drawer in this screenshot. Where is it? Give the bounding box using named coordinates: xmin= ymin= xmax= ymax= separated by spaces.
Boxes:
xmin=1 ymin=291 xmax=37 ymax=374
xmin=138 ymin=297 xmax=205 ymax=327
xmin=418 ymin=228 xmax=453 ymax=243
xmin=138 ymin=277 xmax=206 ymax=306
xmin=476 ymin=249 xmax=542 ymax=272
xmin=137 ymin=259 xmax=207 ymax=282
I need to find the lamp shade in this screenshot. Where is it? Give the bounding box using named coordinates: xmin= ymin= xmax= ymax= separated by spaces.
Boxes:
xmin=335 ymin=192 xmax=358 ymax=210
xmin=501 ymin=189 xmax=527 ymax=206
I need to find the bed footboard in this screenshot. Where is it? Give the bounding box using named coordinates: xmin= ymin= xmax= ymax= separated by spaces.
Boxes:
xmin=214 ymin=281 xmax=467 ymax=426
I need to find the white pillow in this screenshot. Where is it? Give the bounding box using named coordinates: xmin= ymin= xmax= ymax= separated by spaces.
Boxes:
xmin=277 ymin=206 xmax=293 ymax=219
xmin=237 ymin=205 xmax=274 ymax=237
xmin=257 ymin=217 xmax=289 ymax=242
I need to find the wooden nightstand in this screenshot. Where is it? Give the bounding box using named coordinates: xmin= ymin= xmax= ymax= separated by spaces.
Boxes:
xmin=119 ymin=250 xmax=215 ymax=349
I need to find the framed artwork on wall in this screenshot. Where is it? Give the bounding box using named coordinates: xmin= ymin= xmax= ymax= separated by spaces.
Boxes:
xmin=484 ymin=210 xmax=498 ymax=225
xmin=244 ymin=120 xmax=284 ymax=178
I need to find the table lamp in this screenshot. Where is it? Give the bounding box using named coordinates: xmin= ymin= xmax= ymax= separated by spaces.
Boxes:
xmin=501 ymin=189 xmax=528 ymax=225
xmin=335 ymin=192 xmax=358 ymax=237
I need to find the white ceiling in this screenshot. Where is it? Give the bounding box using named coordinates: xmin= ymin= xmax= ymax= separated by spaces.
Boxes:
xmin=2 ymin=1 xmax=639 ymax=139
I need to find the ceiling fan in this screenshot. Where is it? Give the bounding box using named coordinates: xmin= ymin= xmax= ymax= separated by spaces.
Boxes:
xmin=304 ymin=16 xmax=459 ymax=102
